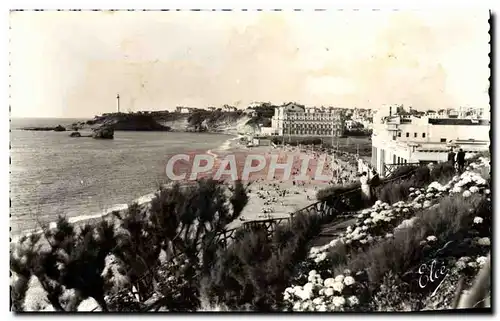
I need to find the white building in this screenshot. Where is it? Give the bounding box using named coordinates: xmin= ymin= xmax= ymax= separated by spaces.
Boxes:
xmin=222 ymin=105 xmax=238 ymax=112
xmin=371 ymin=106 xmax=490 ymax=177
xmin=271 ymin=103 xmax=345 ymax=137
xmin=259 ymin=126 xmax=278 ymax=136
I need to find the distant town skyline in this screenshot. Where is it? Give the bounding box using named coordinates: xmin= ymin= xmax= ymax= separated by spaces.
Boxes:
xmin=10 ymin=10 xmax=490 ymax=118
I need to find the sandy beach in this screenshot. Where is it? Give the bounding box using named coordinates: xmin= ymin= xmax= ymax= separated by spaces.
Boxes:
xmin=210 ymin=137 xmax=360 ymax=231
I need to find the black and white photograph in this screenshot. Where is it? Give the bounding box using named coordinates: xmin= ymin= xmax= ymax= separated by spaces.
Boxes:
xmin=8 ymin=7 xmax=492 ymax=313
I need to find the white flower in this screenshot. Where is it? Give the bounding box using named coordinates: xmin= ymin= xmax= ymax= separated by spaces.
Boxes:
xmin=304 ymin=282 xmax=314 ymax=291
xmin=324 ymin=278 xmax=335 ymax=288
xmin=426 ymin=235 xmax=437 ymax=242
xmin=310 ymin=247 xmax=320 ymax=255
xmin=293 ymin=302 xmax=302 ymax=311
xmin=413 ymin=203 xmax=422 ymax=209
xmin=469 ymin=186 xmax=479 ymax=193
xmin=385 ymin=233 xmax=394 ymax=238
xmin=463 ymin=191 xmax=472 ymax=198
xmin=467 ymin=262 xmax=478 ymax=269
xmin=324 ymin=288 xmax=334 ymax=297
xmin=334 ymin=274 xmax=345 ymax=282
xmin=375 ymin=200 xmax=382 ymax=206
xmin=346 ymin=226 xmax=353 ymax=233
xmin=347 ymin=296 xmax=359 ymax=306
xmin=485 ymin=189 xmax=490 ymax=195
xmin=331 ymin=296 xmax=346 ymax=308
xmin=402 ymin=208 xmax=409 ymax=213
xmin=357 ymin=214 xmax=364 ymax=218
xmin=309 ymin=270 xmax=318 ymax=277
xmin=423 ymin=200 xmax=432 ymax=208
xmin=313 ymin=297 xmax=324 ymax=305
xmin=409 ymin=187 xmax=415 ymax=192
xmin=364 ymin=218 xmax=372 ymax=225
xmin=314 ymin=253 xmax=327 ymax=263
xmin=343 ymin=276 xmax=355 ymax=286
xmin=419 ymin=240 xmax=427 ymax=246
xmin=329 ymin=239 xmax=339 ymax=247
xmin=473 ymin=216 xmax=484 ymax=224
xmin=455 ymin=260 xmax=467 ymax=270
xmin=317 ymin=304 xmax=327 ymax=312
xmin=332 ymin=281 xmax=345 ymax=293
xmin=477 ymin=237 xmax=490 ymax=246
xmin=425 ymin=193 xmax=434 ymax=199
xmin=343 ymin=269 xmax=352 ymax=276
xmin=476 ymin=256 xmax=488 ymax=266
xmin=284 ymin=293 xmax=290 ymax=301
xmin=458 ymin=256 xmax=471 ymax=262
xmin=361 ymin=225 xmax=369 ymax=231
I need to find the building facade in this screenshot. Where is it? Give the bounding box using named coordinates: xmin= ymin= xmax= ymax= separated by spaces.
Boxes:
xmin=371 ymin=106 xmax=490 ymax=177
xmin=270 ymin=103 xmax=345 ymax=137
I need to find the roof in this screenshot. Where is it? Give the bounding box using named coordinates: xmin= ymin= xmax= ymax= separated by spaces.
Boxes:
xmin=428 ymin=118 xmax=490 ymax=126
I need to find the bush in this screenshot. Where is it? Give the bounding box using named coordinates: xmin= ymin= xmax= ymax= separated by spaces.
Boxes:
xmin=10 ymin=179 xmax=250 ymax=312
xmin=430 ymin=162 xmax=455 ymax=183
xmin=342 ymin=194 xmax=490 ymax=288
xmin=200 ymin=213 xmax=321 ymax=311
xmin=376 ymin=180 xmax=414 ymax=205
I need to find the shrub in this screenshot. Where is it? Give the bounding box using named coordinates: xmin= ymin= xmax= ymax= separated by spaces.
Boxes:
xmin=10 ymin=218 xmax=117 ymax=311
xmin=10 ymin=179 xmax=250 ymax=312
xmin=430 ymin=162 xmax=455 ymax=183
xmin=200 ymin=213 xmax=321 ymax=311
xmin=376 ymin=180 xmax=414 ymax=205
xmin=341 ymin=194 xmax=489 ymax=288
xmin=369 ymin=271 xmax=424 ymax=311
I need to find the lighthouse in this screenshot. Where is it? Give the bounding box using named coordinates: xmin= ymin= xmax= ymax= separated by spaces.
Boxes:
xmin=117 ymin=94 xmax=120 ymax=113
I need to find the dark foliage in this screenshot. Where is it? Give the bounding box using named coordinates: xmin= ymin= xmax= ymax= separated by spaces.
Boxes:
xmin=200 ymin=213 xmax=321 ymax=311
xmin=10 ymin=179 xmax=249 ymax=312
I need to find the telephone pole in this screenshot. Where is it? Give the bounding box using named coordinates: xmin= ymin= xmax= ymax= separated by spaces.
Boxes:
xmin=116 ymin=93 xmax=120 ymax=113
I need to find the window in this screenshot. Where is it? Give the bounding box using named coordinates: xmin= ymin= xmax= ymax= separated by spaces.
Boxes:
xmin=398 ymin=132 xmax=401 ymax=137
xmin=440 ymin=138 xmax=446 ymax=143
xmin=414 ymin=133 xmax=417 ymax=138
xmin=422 ymin=133 xmax=426 ymax=138
xmin=406 ymin=133 xmax=409 ymax=138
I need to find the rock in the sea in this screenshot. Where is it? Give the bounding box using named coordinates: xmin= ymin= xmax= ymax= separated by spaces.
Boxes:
xmin=92 ymin=126 xmax=114 ymax=139
xmin=69 ymin=131 xmax=81 ymax=137
xmin=53 ymin=125 xmax=66 ymax=132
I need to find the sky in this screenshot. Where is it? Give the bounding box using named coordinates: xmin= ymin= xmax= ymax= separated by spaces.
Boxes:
xmin=9 ymin=10 xmax=490 ymax=118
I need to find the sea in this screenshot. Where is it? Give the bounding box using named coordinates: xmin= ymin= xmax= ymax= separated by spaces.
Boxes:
xmin=10 ymin=118 xmax=233 ymax=236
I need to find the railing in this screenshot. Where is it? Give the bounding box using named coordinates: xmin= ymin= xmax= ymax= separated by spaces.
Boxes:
xmin=384 ymin=162 xmax=420 ymax=177
xmin=208 ymin=164 xmax=421 ymax=249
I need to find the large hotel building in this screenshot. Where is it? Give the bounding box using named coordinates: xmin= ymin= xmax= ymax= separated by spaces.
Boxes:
xmin=267 ymin=103 xmax=345 ymax=137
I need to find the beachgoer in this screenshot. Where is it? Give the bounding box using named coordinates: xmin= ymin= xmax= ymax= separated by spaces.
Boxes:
xmin=457 ymin=148 xmax=466 ymax=172
xmin=359 ymin=171 xmax=371 ymax=204
xmin=447 ymin=148 xmax=456 ymax=167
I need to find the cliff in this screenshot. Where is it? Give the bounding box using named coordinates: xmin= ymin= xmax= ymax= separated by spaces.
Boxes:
xmin=72 ymin=113 xmax=171 ymax=132
xmin=70 ymin=110 xmax=270 ymax=135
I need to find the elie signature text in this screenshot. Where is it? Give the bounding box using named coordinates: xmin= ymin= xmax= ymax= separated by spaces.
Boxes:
xmin=418 ymin=260 xmax=448 ymax=297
